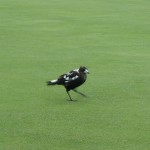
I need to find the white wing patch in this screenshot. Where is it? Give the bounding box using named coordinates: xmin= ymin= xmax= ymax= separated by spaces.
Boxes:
xmin=71 ymin=75 xmax=79 ymax=80
xmin=64 ymin=73 xmax=79 ymax=83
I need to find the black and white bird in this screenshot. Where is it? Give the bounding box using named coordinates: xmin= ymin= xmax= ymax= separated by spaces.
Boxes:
xmin=47 ymin=66 xmax=89 ymax=101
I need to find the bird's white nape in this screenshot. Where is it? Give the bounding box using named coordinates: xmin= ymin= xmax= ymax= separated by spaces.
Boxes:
xmin=73 ymin=69 xmax=79 ymax=73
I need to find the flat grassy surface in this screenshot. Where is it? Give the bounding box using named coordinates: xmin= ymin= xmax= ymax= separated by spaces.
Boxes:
xmin=0 ymin=0 xmax=150 ymax=149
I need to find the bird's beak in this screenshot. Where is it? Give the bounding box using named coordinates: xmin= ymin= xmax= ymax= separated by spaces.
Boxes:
xmin=85 ymin=69 xmax=89 ymax=74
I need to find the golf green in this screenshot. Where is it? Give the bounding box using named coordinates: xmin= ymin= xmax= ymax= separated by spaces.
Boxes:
xmin=0 ymin=0 xmax=150 ymax=149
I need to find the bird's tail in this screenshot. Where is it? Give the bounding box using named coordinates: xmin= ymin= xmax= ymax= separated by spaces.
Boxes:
xmin=47 ymin=79 xmax=58 ymax=85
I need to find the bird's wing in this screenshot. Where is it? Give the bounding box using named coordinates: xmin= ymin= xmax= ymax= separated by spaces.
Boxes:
xmin=64 ymin=70 xmax=79 ymax=83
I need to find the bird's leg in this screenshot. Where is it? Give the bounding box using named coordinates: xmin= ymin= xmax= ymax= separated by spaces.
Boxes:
xmin=73 ymin=89 xmax=87 ymax=97
xmin=66 ymin=90 xmax=73 ymax=101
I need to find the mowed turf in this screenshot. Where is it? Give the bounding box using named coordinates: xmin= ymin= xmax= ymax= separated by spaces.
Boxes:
xmin=0 ymin=0 xmax=150 ymax=149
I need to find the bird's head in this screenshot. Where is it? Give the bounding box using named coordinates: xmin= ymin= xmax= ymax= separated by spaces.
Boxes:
xmin=79 ymin=66 xmax=89 ymax=74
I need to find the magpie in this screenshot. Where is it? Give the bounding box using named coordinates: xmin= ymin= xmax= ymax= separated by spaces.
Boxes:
xmin=47 ymin=66 xmax=89 ymax=101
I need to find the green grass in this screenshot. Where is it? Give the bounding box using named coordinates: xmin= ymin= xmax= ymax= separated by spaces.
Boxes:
xmin=0 ymin=0 xmax=150 ymax=149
